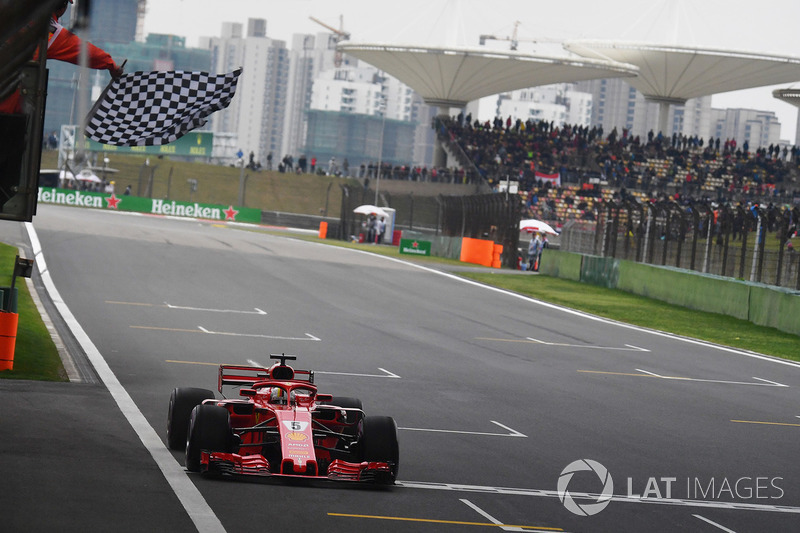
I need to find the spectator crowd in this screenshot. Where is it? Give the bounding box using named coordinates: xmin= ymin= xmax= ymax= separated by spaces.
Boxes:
xmin=439 ymin=114 xmax=800 ymax=228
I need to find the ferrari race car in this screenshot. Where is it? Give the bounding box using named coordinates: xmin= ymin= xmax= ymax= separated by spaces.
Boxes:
xmin=167 ymin=354 xmax=399 ymax=484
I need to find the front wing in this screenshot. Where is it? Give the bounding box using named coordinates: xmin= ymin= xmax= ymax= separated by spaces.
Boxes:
xmin=201 ymin=451 xmax=393 ymax=483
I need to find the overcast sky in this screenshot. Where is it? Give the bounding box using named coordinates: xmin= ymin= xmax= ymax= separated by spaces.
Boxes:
xmin=144 ymin=0 xmax=800 ymax=142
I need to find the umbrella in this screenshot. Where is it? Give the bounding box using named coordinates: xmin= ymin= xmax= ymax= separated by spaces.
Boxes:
xmin=519 ymin=219 xmax=559 ymax=235
xmin=76 ymin=169 xmax=103 ymax=183
xmin=353 ymin=204 xmax=388 ymax=218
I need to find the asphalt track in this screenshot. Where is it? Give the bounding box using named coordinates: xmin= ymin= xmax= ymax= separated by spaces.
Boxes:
xmin=2 ymin=203 xmax=799 ymax=532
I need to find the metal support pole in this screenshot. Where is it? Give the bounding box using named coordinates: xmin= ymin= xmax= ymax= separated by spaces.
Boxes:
xmin=237 ymin=159 xmax=245 ymax=206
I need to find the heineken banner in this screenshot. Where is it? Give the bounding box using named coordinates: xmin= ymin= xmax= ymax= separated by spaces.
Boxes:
xmin=399 ymin=238 xmax=431 ymax=256
xmin=80 ymin=131 xmax=214 ymax=157
xmin=38 ymin=187 xmax=260 ymax=224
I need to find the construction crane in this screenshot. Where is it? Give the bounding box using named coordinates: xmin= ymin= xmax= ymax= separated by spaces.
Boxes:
xmin=480 ymin=20 xmax=539 ymax=51
xmin=309 ymin=15 xmax=350 ymax=67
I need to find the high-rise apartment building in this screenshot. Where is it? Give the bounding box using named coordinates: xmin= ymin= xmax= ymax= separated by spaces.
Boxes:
xmin=575 ymin=78 xmax=714 ymax=139
xmin=281 ymin=32 xmax=350 ymax=160
xmin=86 ymin=0 xmax=139 ymax=44
xmin=202 ymin=19 xmax=290 ymax=165
xmin=494 ymin=84 xmax=593 ymax=128
xmin=710 ymin=108 xmax=782 ymax=148
xmin=303 ymin=62 xmax=436 ymax=170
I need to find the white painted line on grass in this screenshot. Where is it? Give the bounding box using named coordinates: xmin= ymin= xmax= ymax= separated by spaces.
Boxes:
xmin=693 ymin=514 xmax=737 ymax=532
xmin=25 ymin=222 xmax=225 ymax=533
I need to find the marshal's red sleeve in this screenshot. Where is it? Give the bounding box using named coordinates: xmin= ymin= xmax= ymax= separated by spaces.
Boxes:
xmin=47 ymin=26 xmax=117 ymax=71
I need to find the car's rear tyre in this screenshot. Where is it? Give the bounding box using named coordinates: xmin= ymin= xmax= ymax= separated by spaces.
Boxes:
xmin=167 ymin=387 xmax=215 ymax=450
xmin=361 ymin=416 xmax=399 ymax=484
xmin=321 ymin=396 xmax=363 ymax=429
xmin=185 ymin=404 xmax=232 ymax=473
xmin=327 ymin=396 xmax=362 ymax=410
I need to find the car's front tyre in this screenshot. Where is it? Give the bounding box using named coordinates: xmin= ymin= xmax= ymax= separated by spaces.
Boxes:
xmin=361 ymin=415 xmax=399 ymax=484
xmin=185 ymin=404 xmax=233 ymax=473
xmin=167 ymin=387 xmax=215 ymax=451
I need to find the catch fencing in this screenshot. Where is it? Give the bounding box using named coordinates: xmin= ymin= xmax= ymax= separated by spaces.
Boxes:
xmin=560 ymin=201 xmax=800 ymax=289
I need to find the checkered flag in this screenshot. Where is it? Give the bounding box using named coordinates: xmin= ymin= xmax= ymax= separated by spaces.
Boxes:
xmin=85 ymin=69 xmax=242 ymax=146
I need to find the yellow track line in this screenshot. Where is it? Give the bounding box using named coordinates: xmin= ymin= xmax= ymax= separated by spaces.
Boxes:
xmin=131 ymin=326 xmax=204 ymax=333
xmin=165 ymin=360 xmax=221 ymax=366
xmin=731 ymin=420 xmax=800 ymax=427
xmin=106 ymin=301 xmax=157 ymax=307
xmin=578 ymin=370 xmax=658 ymax=378
xmin=327 ymin=513 xmax=562 ymax=530
xmin=475 ymin=337 xmax=544 ymax=344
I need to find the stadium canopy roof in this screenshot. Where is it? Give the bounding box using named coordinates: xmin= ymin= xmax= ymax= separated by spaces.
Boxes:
xmin=563 ymin=41 xmax=800 ymax=104
xmin=773 ymin=88 xmax=800 ymax=108
xmin=337 ymin=42 xmax=639 ymax=109
xmin=564 ymin=40 xmax=800 ymax=133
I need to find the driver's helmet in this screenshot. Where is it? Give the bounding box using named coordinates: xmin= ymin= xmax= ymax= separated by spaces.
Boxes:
xmin=270 ymin=387 xmax=286 ymax=404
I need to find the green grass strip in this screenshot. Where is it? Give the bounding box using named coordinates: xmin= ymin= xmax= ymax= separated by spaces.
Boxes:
xmin=460 ymin=272 xmax=800 ymax=361
xmin=0 ymin=243 xmax=67 ymax=381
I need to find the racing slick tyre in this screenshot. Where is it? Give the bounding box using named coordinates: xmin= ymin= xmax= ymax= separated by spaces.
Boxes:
xmin=167 ymin=387 xmax=215 ymax=450
xmin=327 ymin=396 xmax=362 ymax=410
xmin=361 ymin=416 xmax=399 ymax=484
xmin=185 ymin=404 xmax=233 ymax=473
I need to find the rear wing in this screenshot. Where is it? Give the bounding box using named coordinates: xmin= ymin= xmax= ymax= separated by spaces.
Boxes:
xmin=218 ymin=364 xmax=315 ymax=393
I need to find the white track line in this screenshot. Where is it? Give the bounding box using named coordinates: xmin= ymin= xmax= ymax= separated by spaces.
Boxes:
xmin=693 ymin=514 xmax=737 ymax=532
xmin=398 ymin=420 xmax=527 ymax=438
xmin=397 ymin=480 xmax=800 ymax=514
xmin=460 ymin=499 xmax=530 ymax=532
xmin=25 ymin=222 xmax=225 ymax=533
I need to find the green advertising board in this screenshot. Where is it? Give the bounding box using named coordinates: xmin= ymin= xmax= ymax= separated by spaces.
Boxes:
xmin=399 ymin=238 xmax=431 ymax=256
xmin=37 ymin=187 xmax=260 ymax=224
xmin=80 ymin=131 xmax=214 ymax=157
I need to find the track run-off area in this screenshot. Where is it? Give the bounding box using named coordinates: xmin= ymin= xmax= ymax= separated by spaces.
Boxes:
xmin=4 ymin=203 xmax=800 ymax=533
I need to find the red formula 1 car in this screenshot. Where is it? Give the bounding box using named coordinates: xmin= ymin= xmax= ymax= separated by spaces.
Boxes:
xmin=167 ymin=354 xmax=399 ymax=484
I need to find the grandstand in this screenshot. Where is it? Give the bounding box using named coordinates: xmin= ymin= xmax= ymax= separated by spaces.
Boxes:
xmin=436 ymin=115 xmax=799 ymax=231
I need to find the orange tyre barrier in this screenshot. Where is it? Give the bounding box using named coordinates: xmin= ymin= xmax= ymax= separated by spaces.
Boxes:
xmin=0 ymin=312 xmax=19 ymax=371
xmin=460 ymin=237 xmax=503 ymax=268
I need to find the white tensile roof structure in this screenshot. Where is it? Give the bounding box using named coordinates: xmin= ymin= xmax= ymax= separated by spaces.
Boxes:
xmin=773 ymin=87 xmax=800 ymax=107
xmin=338 ymin=42 xmax=639 ymax=109
xmin=564 ymin=40 xmax=800 ymax=133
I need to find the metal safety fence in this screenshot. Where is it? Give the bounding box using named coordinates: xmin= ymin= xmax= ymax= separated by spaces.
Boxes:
xmin=560 ymin=201 xmax=800 ymax=289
